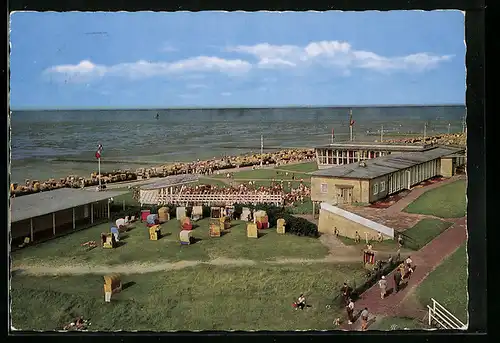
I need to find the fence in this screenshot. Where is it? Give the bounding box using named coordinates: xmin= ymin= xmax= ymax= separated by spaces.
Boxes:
xmin=139 ymin=189 xmax=284 ymax=206
xmin=427 ymin=298 xmax=467 ymax=330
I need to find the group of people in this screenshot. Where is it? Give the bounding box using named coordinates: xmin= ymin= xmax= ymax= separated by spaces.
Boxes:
xmin=378 ymin=256 xmax=413 ymax=298
xmin=340 ymin=283 xmax=370 ymax=330
xmin=149 ymin=148 xmax=315 ymax=178
xmin=165 ymin=181 xmax=311 ymax=207
xmin=295 ymin=256 xmax=414 ymax=331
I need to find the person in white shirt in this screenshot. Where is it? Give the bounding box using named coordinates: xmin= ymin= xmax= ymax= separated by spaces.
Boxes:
xmin=405 ymin=256 xmax=413 ymax=277
xmin=378 ymin=276 xmax=387 ymax=299
xmin=346 ymin=299 xmax=355 ymax=324
xmin=295 ymin=294 xmax=306 ymax=310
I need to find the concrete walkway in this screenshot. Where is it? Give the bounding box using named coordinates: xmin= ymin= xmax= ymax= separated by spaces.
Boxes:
xmin=339 ymin=216 xmax=467 ymax=331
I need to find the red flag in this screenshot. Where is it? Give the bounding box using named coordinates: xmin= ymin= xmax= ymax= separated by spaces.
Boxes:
xmin=95 ymin=144 xmax=103 ymax=159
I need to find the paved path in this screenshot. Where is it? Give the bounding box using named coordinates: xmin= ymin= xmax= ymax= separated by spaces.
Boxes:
xmin=339 ymin=216 xmax=467 ymax=331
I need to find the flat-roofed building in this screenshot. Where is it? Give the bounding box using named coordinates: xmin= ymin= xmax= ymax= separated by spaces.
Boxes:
xmin=10 ymin=188 xmax=128 ymax=245
xmin=310 ymin=146 xmax=465 ymax=206
xmin=315 ymin=142 xmax=436 ymax=169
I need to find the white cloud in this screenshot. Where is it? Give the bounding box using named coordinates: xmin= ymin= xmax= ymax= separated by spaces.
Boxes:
xmin=227 ymin=40 xmax=453 ymax=72
xmin=221 ymin=92 xmax=232 ymax=96
xmin=45 ymin=56 xmax=252 ymax=83
xmin=44 ymin=40 xmax=452 ymax=84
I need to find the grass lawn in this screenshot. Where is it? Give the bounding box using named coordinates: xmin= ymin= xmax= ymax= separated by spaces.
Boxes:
xmin=12 ymin=219 xmax=330 ymax=267
xmin=11 ymin=263 xmax=366 ymax=331
xmin=370 ymin=316 xmax=428 ymax=330
xmin=402 ymin=219 xmax=453 ymax=250
xmin=414 ymin=244 xmax=468 ymax=325
xmin=214 ymin=168 xmax=310 ymax=181
xmin=249 ymin=180 xmax=310 ymax=191
xmin=275 ymin=162 xmax=318 ymax=173
xmin=193 ymin=178 xmax=228 ymax=187
xmin=335 ymin=218 xmax=453 ymax=252
xmin=404 ymin=180 xmax=467 ymax=218
xmin=336 ymin=236 xmax=399 ymax=251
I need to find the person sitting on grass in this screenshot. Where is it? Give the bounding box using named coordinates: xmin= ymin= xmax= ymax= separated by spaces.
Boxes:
xmin=294 ymin=294 xmax=306 ymax=310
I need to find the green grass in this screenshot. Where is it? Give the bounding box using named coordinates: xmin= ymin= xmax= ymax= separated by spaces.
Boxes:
xmin=12 ymin=219 xmax=330 ymax=267
xmin=334 ymin=218 xmax=453 ymax=252
xmin=249 ymin=180 xmax=310 ymax=191
xmin=275 ymin=162 xmax=318 ymax=173
xmin=403 ymin=219 xmax=453 ymax=250
xmin=415 ymin=244 xmax=468 ymax=325
xmin=193 ymin=178 xmax=228 ymax=187
xmin=214 ymin=168 xmax=310 ymax=181
xmin=11 ymin=263 xmax=367 ymax=331
xmin=404 ymin=180 xmax=467 ymax=218
xmin=336 ymin=236 xmax=399 ymax=251
xmin=370 ymin=316 xmax=428 ymax=330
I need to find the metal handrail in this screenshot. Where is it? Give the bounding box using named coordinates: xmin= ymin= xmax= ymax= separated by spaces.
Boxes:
xmin=427 ymin=298 xmax=466 ymax=330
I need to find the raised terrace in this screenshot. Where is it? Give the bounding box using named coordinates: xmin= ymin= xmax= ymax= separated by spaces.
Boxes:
xmin=315 ymin=141 xmax=436 ymax=169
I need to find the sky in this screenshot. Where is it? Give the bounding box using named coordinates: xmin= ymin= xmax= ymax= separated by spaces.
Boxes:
xmin=9 ymin=11 xmax=465 ymax=109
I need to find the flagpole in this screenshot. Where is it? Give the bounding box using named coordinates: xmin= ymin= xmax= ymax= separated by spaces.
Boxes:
xmin=98 ymin=157 xmax=101 ymax=190
xmin=349 ymin=109 xmax=353 ymax=142
xmin=331 ymin=129 xmax=334 ymax=144
xmin=260 ymin=135 xmax=263 ymax=167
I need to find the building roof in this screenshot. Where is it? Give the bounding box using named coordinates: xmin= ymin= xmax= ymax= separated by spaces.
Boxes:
xmin=311 ymin=146 xmax=463 ymax=180
xmin=140 ymin=174 xmax=199 ymax=190
xmin=315 ymin=141 xmax=433 ymax=152
xmin=10 ymin=188 xmax=129 ymax=223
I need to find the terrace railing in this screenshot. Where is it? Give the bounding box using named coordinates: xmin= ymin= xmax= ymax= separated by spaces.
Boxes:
xmin=139 ymin=190 xmax=283 ymax=206
xmin=427 ymin=298 xmax=467 ymax=330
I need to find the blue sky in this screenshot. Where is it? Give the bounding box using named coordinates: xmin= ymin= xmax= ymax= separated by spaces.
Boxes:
xmin=9 ymin=11 xmax=465 ymax=109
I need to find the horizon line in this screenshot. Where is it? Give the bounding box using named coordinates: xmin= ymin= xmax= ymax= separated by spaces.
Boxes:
xmin=11 ymin=103 xmax=466 ymax=111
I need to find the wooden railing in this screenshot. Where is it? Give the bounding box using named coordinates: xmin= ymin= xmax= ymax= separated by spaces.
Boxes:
xmin=139 ymin=190 xmax=283 ymax=206
xmin=427 ymin=298 xmax=467 ymax=330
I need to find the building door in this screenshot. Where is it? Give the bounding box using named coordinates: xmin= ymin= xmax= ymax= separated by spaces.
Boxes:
xmin=336 ymin=187 xmax=353 ymax=204
xmin=342 ymin=188 xmax=352 ymax=204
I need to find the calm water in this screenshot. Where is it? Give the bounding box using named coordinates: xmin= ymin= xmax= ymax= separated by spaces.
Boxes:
xmin=10 ymin=106 xmax=465 ymax=183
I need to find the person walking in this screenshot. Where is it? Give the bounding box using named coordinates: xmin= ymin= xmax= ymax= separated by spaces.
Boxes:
xmin=341 ymin=282 xmax=352 ymax=305
xmin=360 ymin=307 xmax=369 ymax=331
xmin=394 ymin=269 xmax=402 ymax=293
xmin=378 ymin=276 xmax=387 ymax=299
xmin=346 ymin=298 xmax=355 ymax=325
xmin=405 ymin=256 xmax=414 ymax=278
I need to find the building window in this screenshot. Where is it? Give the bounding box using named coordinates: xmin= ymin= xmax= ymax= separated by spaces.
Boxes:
xmin=380 ymin=181 xmax=386 ymax=192
xmin=320 ymin=183 xmax=328 ymax=193
xmin=373 ymin=183 xmax=379 ymax=195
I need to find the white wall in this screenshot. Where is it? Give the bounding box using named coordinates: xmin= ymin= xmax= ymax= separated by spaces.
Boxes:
xmin=321 ymin=202 xmax=395 ymax=238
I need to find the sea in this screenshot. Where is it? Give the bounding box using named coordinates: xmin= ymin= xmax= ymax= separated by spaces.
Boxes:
xmin=10 ymin=105 xmax=466 ymax=184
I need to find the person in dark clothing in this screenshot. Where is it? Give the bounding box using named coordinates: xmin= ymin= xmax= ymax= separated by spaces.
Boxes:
xmin=394 ymin=270 xmax=402 ymax=293
xmin=341 ymin=282 xmax=351 ymax=304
